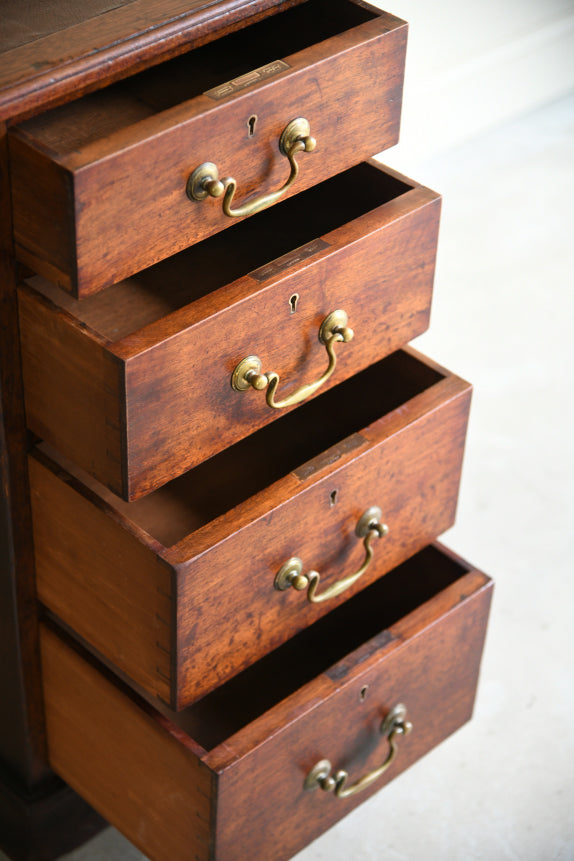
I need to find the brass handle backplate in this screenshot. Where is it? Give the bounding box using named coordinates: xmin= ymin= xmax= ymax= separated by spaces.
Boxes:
xmin=231 ymin=310 xmax=353 ymax=410
xmin=187 ymin=117 xmax=316 ymax=218
xmin=274 ymin=506 xmax=389 ymax=604
xmin=304 ymin=704 xmax=412 ymax=799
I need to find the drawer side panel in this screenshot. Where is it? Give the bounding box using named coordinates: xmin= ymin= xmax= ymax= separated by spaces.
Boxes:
xmin=30 ymin=455 xmax=173 ymax=704
xmin=18 ymin=285 xmax=125 ymax=496
xmin=9 ymin=133 xmax=77 ymax=290
xmin=40 ymin=625 xmax=214 ymax=861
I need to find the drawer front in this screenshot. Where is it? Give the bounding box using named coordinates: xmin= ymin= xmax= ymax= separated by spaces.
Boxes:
xmin=10 ymin=5 xmax=407 ymax=297
xmin=18 ymin=163 xmax=440 ymax=500
xmin=171 ymin=370 xmax=472 ymax=706
xmin=211 ymin=555 xmax=493 ymax=860
xmin=30 ymin=350 xmax=472 ymax=709
xmin=39 ymin=545 xmax=493 ymax=861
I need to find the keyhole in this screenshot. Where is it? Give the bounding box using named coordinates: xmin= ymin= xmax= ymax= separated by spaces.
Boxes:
xmin=329 ymin=489 xmax=338 ymax=507
xmin=289 ymin=293 xmax=299 ymax=314
xmin=247 ymin=115 xmax=257 ymax=137
xmin=360 ymin=685 xmax=369 ymax=702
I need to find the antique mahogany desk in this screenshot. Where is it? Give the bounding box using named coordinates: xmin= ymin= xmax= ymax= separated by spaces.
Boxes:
xmin=0 ymin=2 xmax=493 ymax=859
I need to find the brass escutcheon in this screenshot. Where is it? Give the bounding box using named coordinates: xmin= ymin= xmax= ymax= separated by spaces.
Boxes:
xmin=304 ymin=704 xmax=412 ymax=798
xmin=187 ymin=117 xmax=316 ymax=218
xmin=274 ymin=506 xmax=389 ymax=603
xmin=231 ymin=310 xmax=353 ymax=410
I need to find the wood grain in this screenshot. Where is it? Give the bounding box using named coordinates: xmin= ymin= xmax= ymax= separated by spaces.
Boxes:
xmin=9 ymin=4 xmax=407 ymax=295
xmin=0 ymin=3 xmax=492 ymax=860
xmin=18 ymin=162 xmax=439 ymax=500
xmin=39 ymin=544 xmax=493 ymax=861
xmin=30 ymin=350 xmax=472 ymax=709
xmin=211 ymin=557 xmax=493 ymax=861
xmin=40 ymin=624 xmax=214 ymax=861
xmin=122 ymin=174 xmax=439 ymax=499
xmin=18 ymin=286 xmax=126 ymax=497
xmin=0 ymin=0 xmax=308 ymax=122
xmin=0 ymin=122 xmax=49 ymax=786
xmin=9 ymin=134 xmax=77 ymax=292
xmin=171 ymin=361 xmax=472 ymax=706
xmin=0 ymin=105 xmax=106 ymax=861
xmin=29 ymin=455 xmax=174 ymax=704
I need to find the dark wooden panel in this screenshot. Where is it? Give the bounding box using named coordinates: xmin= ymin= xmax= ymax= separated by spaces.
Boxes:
xmin=0 ymin=112 xmax=106 ymax=861
xmin=0 ymin=123 xmax=48 ymax=788
xmin=0 ymin=0 xmax=308 ymax=122
xmin=0 ymin=0 xmax=140 ymax=53
xmin=0 ymin=769 xmax=106 ymax=861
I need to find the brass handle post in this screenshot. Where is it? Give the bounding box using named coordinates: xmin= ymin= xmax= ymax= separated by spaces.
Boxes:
xmin=187 ymin=117 xmax=316 ymax=218
xmin=274 ymin=506 xmax=389 ymax=604
xmin=231 ymin=310 xmax=353 ymax=410
xmin=304 ymin=704 xmax=412 ymax=799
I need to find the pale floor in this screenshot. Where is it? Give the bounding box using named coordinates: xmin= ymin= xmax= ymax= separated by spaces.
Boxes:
xmin=5 ymin=95 xmax=574 ymax=861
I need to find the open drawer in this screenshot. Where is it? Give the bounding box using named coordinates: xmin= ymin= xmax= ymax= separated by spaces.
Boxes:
xmin=40 ymin=543 xmax=493 ymax=861
xmin=30 ymin=348 xmax=472 ymax=709
xmin=9 ymin=1 xmax=407 ymax=296
xmin=18 ymin=162 xmax=440 ymax=500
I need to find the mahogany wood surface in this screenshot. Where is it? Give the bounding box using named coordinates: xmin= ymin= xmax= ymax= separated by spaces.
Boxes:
xmin=0 ymin=122 xmax=105 ymax=859
xmin=18 ymin=287 xmax=126 ymax=497
xmin=212 ymin=561 xmax=493 ymax=860
xmin=0 ymin=0 xmax=308 ymax=123
xmin=41 ymin=627 xmax=213 ymax=861
xmin=2 ymin=1 xmax=141 ymax=52
xmin=0 ymin=124 xmax=48 ymax=787
xmin=39 ymin=544 xmax=493 ymax=861
xmin=29 ymin=456 xmax=174 ymax=704
xmin=9 ymin=3 xmax=407 ymax=295
xmin=29 ymin=349 xmax=472 ymax=709
xmin=18 ymin=162 xmax=440 ymax=500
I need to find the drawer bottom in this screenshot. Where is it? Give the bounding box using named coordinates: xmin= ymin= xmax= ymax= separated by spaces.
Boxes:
xmin=40 ymin=543 xmax=493 ymax=861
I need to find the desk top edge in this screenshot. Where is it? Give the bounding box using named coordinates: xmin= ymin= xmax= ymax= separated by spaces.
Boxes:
xmin=0 ymin=0 xmax=306 ymax=123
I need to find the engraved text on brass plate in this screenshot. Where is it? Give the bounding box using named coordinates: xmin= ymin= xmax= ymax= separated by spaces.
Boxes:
xmin=205 ymin=60 xmax=291 ymax=100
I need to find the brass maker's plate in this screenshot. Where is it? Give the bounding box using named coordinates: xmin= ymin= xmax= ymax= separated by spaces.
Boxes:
xmin=250 ymin=239 xmax=331 ymax=283
xmin=205 ymin=60 xmax=291 ymax=100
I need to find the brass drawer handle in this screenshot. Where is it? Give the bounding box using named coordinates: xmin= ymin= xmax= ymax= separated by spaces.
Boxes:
xmin=304 ymin=704 xmax=412 ymax=799
xmin=187 ymin=117 xmax=316 ymax=218
xmin=231 ymin=310 xmax=353 ymax=410
xmin=274 ymin=506 xmax=388 ymax=604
